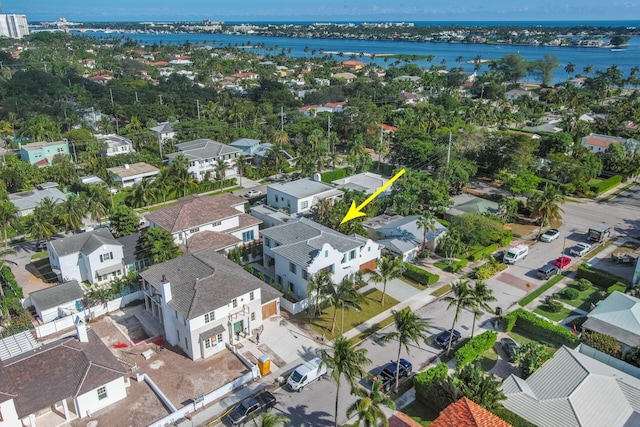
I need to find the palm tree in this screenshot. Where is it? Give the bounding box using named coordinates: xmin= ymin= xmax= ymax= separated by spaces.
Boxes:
xmin=346 ymin=381 xmax=395 ymax=427
xmin=253 ymin=413 xmax=289 ymax=427
xmin=327 ymin=277 xmax=363 ymax=335
xmin=416 ymin=211 xmax=436 ymax=254
xmin=153 ymin=167 xmax=174 ymax=203
xmin=469 ymin=280 xmax=497 ymax=337
xmin=102 ymin=171 xmax=120 ymax=209
xmin=235 ymin=155 xmax=248 ymax=186
xmin=128 ymin=177 xmax=157 ymax=208
xmin=380 ymin=309 xmax=430 ymax=392
xmin=214 ymin=157 xmax=229 ymax=182
xmin=58 ymin=194 xmax=88 ymax=233
xmin=175 ymin=168 xmax=198 ymax=197
xmin=320 ymin=336 xmax=371 ymax=427
xmin=372 ymin=255 xmax=404 ymax=306
xmin=445 ymin=279 xmax=474 ymax=354
xmin=0 ymin=200 xmax=19 ymax=249
xmin=531 ymin=185 xmax=565 ymax=239
xmin=564 ymin=62 xmax=575 ymax=80
xmin=306 ymin=270 xmax=332 ymax=318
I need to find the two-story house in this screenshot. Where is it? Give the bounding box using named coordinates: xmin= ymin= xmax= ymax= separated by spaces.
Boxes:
xmin=150 ymin=121 xmax=177 ymax=142
xmin=106 ymin=162 xmax=160 ymax=188
xmin=166 ymin=139 xmax=242 ymax=182
xmin=48 ymin=229 xmax=125 ymax=285
xmin=19 ymin=140 xmax=70 ymax=167
xmin=581 ymin=133 xmax=640 ymax=154
xmin=229 ymin=138 xmax=261 ymax=155
xmin=138 ymin=249 xmax=281 ymax=360
xmin=266 ymin=177 xmax=343 ymax=215
xmin=145 ymin=194 xmax=261 ymax=250
xmin=96 ymin=134 xmax=135 ymax=157
xmin=260 ymin=218 xmax=381 ymax=299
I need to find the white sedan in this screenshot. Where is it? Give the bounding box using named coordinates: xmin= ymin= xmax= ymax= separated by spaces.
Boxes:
xmin=539 ymin=228 xmax=560 ymax=242
xmin=243 ymin=190 xmax=263 ymax=198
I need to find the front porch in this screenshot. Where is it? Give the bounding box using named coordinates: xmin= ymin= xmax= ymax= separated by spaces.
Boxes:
xmin=22 ymin=399 xmax=77 ymax=427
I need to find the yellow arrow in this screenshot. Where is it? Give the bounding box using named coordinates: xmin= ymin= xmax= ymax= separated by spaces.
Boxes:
xmin=340 ymin=168 xmax=406 ymax=224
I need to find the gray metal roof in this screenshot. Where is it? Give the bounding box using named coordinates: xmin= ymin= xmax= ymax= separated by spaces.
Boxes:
xmin=29 ymin=280 xmax=84 ymax=311
xmin=373 ymin=215 xmax=447 ymax=248
xmin=50 ymin=228 xmax=122 ymax=257
xmin=267 ymin=178 xmax=341 ymax=199
xmin=139 ymin=249 xmax=281 ymax=320
xmin=230 ymin=138 xmax=260 ymax=148
xmin=168 ymin=139 xmax=242 ymax=161
xmin=332 ymin=172 xmax=389 ymax=195
xmin=584 ymin=291 xmax=640 ymax=346
xmin=501 ymin=346 xmax=640 ymax=427
xmin=8 ymin=188 xmax=67 ymax=212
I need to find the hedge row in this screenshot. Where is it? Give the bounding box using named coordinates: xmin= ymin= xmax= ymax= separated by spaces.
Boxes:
xmin=456 ymin=331 xmax=498 ymax=367
xmin=320 ymin=168 xmax=349 ymax=183
xmin=0 ymin=266 xmax=24 ymax=299
xmin=607 ymin=282 xmax=627 ymax=294
xmin=590 ymin=175 xmax=623 ymax=195
xmin=504 ymin=308 xmax=579 ymax=347
xmin=577 ymin=264 xmax=630 ymax=289
xmin=518 ymin=274 xmax=564 ymax=307
xmin=402 ymin=263 xmax=440 ymax=286
xmin=467 ymin=243 xmax=500 ymax=262
xmin=414 ymin=363 xmax=449 ymax=408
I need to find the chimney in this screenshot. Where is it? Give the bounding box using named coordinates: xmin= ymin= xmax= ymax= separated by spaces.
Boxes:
xmin=123 ymin=163 xmax=130 ymax=169
xmin=75 ymin=315 xmax=89 ymax=343
xmin=161 ymin=275 xmax=172 ymax=303
xmin=313 ymin=172 xmax=321 ymax=182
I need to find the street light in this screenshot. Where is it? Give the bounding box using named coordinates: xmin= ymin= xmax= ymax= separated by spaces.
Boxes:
xmin=560 ymin=237 xmax=567 ymax=271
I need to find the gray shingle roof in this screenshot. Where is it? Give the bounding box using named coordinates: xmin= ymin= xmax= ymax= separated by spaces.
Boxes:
xmin=167 ymin=139 xmax=242 ymax=161
xmin=501 ymin=346 xmax=640 ymax=427
xmin=50 ymin=228 xmax=122 ymax=257
xmin=139 ymin=249 xmax=281 ymax=320
xmin=29 ymin=280 xmax=84 ymax=311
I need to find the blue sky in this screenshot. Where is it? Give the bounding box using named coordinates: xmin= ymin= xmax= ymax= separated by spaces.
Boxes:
xmin=3 ymin=0 xmax=639 ymax=22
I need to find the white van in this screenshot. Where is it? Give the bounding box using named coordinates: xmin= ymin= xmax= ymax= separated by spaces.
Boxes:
xmin=287 ymin=357 xmax=327 ymax=392
xmin=504 ymin=243 xmax=528 ymax=264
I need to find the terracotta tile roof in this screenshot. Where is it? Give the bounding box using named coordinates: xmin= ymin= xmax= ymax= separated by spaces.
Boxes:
xmin=380 ymin=123 xmax=398 ymax=132
xmin=148 ymin=61 xmax=170 ymax=66
xmin=389 ymin=411 xmax=424 ymax=427
xmin=186 ymin=230 xmax=241 ymax=252
xmin=584 ymin=137 xmax=615 ymax=148
xmin=145 ymin=194 xmax=246 ymax=233
xmin=430 ymin=397 xmax=512 ymax=427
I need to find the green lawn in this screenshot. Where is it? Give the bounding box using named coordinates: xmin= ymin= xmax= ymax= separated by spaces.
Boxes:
xmin=302 ymin=289 xmax=400 ymax=340
xmin=30 ymin=251 xmax=49 ymax=260
xmin=557 ymin=285 xmax=604 ymax=312
xmin=432 ymin=284 xmax=452 ymax=297
xmin=475 ymin=347 xmax=499 ymax=371
xmin=401 ymin=400 xmax=438 ymax=426
xmin=534 ymin=304 xmax=578 ymax=322
xmin=433 ymin=260 xmax=451 ymax=271
xmin=509 ymin=328 xmax=561 ymax=355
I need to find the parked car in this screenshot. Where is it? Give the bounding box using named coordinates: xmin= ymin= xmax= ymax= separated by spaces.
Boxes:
xmin=503 ymin=243 xmax=528 ymax=264
xmin=434 ymin=330 xmax=461 ymax=349
xmin=536 ymin=265 xmax=559 ymax=280
xmin=553 ymin=256 xmax=572 ymax=269
xmin=570 ymin=242 xmax=592 ymax=257
xmin=371 ymin=375 xmax=395 ymax=393
xmin=539 ymin=228 xmax=560 ymax=243
xmin=379 ymin=359 xmax=413 ymax=380
xmin=501 ymin=337 xmax=519 ymax=362
xmin=35 ymin=240 xmax=47 ymax=252
xmin=225 ymin=391 xmax=277 ymax=425
xmin=287 ymin=357 xmax=327 ymax=392
xmin=243 ymin=190 xmax=263 ymax=198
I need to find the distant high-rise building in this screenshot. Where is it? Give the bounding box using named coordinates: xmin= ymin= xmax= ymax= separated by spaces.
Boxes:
xmin=0 ymin=14 xmax=29 ymax=38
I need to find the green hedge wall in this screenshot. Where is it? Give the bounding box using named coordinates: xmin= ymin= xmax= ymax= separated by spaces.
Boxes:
xmin=0 ymin=266 xmax=23 ymax=299
xmin=577 ymin=264 xmax=630 ymax=289
xmin=504 ymin=308 xmax=579 ymax=347
xmin=590 ymin=175 xmax=623 ymax=194
xmin=456 ymin=331 xmax=498 ymax=367
xmin=414 ymin=362 xmax=449 ymax=410
xmin=402 ymin=263 xmax=440 ymax=286
xmin=468 ymin=243 xmax=499 ymax=262
xmin=320 ymin=168 xmax=349 ymax=183
xmin=607 ymin=282 xmax=627 ymax=294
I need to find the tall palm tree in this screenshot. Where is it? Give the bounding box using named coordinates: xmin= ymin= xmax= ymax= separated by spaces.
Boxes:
xmin=320 ymin=336 xmax=371 ymax=427
xmin=445 ymin=279 xmax=474 ymax=354
xmin=235 ymin=155 xmax=248 ymax=186
xmin=0 ymin=246 xmax=17 ymax=299
xmin=153 ymin=167 xmax=174 ymax=203
xmin=0 ymin=200 xmax=19 ymax=249
xmin=253 ymin=413 xmax=289 ymax=427
xmin=101 ymin=171 xmax=120 ymax=209
xmin=531 ymin=185 xmax=565 ymax=239
xmin=372 ymin=255 xmax=404 ymax=306
xmin=327 ymin=277 xmax=363 ymax=335
xmin=416 ymin=211 xmax=436 ymax=254
xmin=380 ymin=309 xmax=430 ymax=392
xmin=346 ymin=381 xmax=395 ymax=427
xmin=58 ymin=194 xmax=88 ymax=233
xmin=564 ymin=62 xmax=575 ymax=80
xmin=214 ymin=157 xmax=229 ymax=182
xmin=470 ymin=280 xmax=497 ymax=337
xmin=306 ymin=270 xmax=332 ymax=318
xmin=175 ymin=168 xmax=197 ymax=197
xmin=129 ymin=177 xmax=157 ymax=208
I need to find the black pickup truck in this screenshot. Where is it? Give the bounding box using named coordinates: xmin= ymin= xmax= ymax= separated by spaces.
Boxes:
xmin=225 ymin=391 xmax=277 ymax=425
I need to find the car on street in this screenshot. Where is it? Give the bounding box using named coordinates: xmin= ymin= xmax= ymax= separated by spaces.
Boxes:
xmin=243 ymin=190 xmax=263 ymax=198
xmin=379 ymin=359 xmax=413 ymax=380
xmin=553 ymin=256 xmax=572 ymax=269
xmin=225 ymin=391 xmax=277 ymax=425
xmin=539 ymin=228 xmax=560 ymax=243
xmin=570 ymin=242 xmax=592 ymax=257
xmin=434 ymin=330 xmax=461 ymax=349
xmin=35 ymin=240 xmax=47 ymax=252
xmin=501 ymin=337 xmax=519 ymax=362
xmin=536 ymin=265 xmax=559 ymax=280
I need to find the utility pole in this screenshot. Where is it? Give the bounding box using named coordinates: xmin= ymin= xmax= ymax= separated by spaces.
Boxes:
xmin=135 ymin=91 xmax=139 ymax=103
xmin=280 ymin=106 xmax=284 ymax=131
xmin=327 ymin=116 xmax=331 ymax=153
xmin=447 ymin=131 xmax=452 ymax=166
xmin=158 ymin=94 xmax=163 ymax=105
xmin=158 ymin=135 xmax=163 ymax=158
xmin=196 ymin=99 xmax=201 ymax=120
xmin=109 ymin=88 xmax=114 ymax=107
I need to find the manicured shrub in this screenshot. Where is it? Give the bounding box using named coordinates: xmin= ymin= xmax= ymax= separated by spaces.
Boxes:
xmin=402 ymin=263 xmax=439 ymax=286
xmin=545 ymin=299 xmax=564 ymax=312
xmin=572 ymin=279 xmax=592 ymax=291
xmin=468 ymin=243 xmax=500 ymax=261
xmin=455 ymin=331 xmax=498 ymax=367
xmin=577 ymin=264 xmax=630 ymax=289
xmin=450 ymin=258 xmax=468 ymax=273
xmin=624 ymin=345 xmax=640 ymax=367
xmin=414 ymin=363 xmax=449 ymax=410
xmin=503 ymin=309 xmax=579 ymax=347
xmin=320 ymin=168 xmax=348 ymax=183
xmin=561 ymin=287 xmax=580 ymax=300
xmin=581 ymin=331 xmax=622 ymax=359
xmin=590 ymin=175 xmax=622 ymax=194
xmin=607 ymin=282 xmax=627 ymax=294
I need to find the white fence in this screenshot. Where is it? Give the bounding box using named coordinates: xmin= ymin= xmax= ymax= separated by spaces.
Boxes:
xmin=33 ymin=291 xmax=143 ymax=338
xmin=578 ymin=343 xmax=640 ymax=377
xmin=279 ymin=295 xmax=311 ymax=315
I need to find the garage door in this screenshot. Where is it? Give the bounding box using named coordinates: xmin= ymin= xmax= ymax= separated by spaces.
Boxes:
xmin=360 ymin=259 xmax=377 ymax=272
xmin=262 ymin=300 xmax=277 ymax=319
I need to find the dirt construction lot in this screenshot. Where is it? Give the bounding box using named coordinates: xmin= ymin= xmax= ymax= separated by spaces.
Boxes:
xmin=76 ymin=312 xmax=250 ymax=426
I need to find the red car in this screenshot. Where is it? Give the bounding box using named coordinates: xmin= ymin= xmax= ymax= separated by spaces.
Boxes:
xmin=553 ymin=256 xmax=572 ymax=269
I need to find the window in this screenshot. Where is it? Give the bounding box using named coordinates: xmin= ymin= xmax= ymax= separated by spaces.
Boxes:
xmin=211 ymin=221 xmax=221 ymax=227
xmin=232 ymin=298 xmax=238 ymax=308
xmin=249 ymin=291 xmax=255 ymax=301
xmin=204 ymin=311 xmax=215 ymax=323
xmin=288 ymin=282 xmax=294 ymax=293
xmin=251 ymin=312 xmax=256 ymax=321
xmin=100 ymin=252 xmax=113 ymax=262
xmin=242 ymin=230 xmax=255 ymax=242
xmin=289 ymin=262 xmax=296 ymax=274
xmin=189 ymin=227 xmax=200 ymax=233
xmin=368 ymin=247 xmax=371 ymax=252
xmin=183 ymin=318 xmax=186 ymax=327
xmin=350 ymin=250 xmax=357 ymax=260
xmin=97 ymin=386 xmax=107 ymax=400
xmin=264 ymin=237 xmax=270 ymax=247
xmin=216 ymin=333 xmax=223 ymax=343
xmin=300 ymin=201 xmax=309 ymax=209
xmin=342 ymin=254 xmax=348 ymax=264
xmin=185 ymin=338 xmax=188 ymax=349
xmin=175 ymin=311 xmax=178 ymax=319
xmin=177 ymin=330 xmax=180 ymax=342
xmin=325 ymin=250 xmax=329 ymax=258
xmin=204 ymin=338 xmax=211 ymax=349
xmin=276 ymin=275 xmax=283 ymax=285
xmin=302 ymin=270 xmax=308 ymax=280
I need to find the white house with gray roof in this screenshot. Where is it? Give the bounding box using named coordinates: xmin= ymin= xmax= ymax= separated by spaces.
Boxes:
xmin=28 ymin=280 xmax=84 ymax=323
xmin=47 ymin=229 xmax=125 ymax=285
xmin=166 ymin=139 xmax=242 ymax=182
xmin=501 ymin=346 xmax=640 ymax=427
xmin=583 ymin=291 xmax=640 ymax=351
xmin=139 ymin=249 xmax=281 ymax=360
xmin=332 ymin=172 xmax=389 ymax=195
xmin=266 ymin=177 xmax=343 ymax=215
xmin=260 ymin=218 xmax=381 ymax=300
xmin=8 ymin=188 xmax=67 ymax=217
xmin=96 ymin=134 xmax=135 ymax=157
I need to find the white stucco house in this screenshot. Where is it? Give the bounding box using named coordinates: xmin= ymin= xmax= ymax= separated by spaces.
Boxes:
xmin=138 ymin=249 xmax=281 ymax=360
xmin=150 ymin=121 xmax=176 ymax=142
xmin=0 ymin=322 xmax=128 ymax=426
xmin=166 ymin=139 xmax=242 ymax=182
xmin=28 ymin=280 xmax=85 ymax=323
xmin=106 ymin=162 xmax=160 ymax=188
xmin=266 ymin=177 xmax=343 ymax=215
xmin=260 ymin=218 xmax=381 ymax=299
xmin=145 ymin=194 xmax=261 ymax=250
xmin=96 ymin=134 xmax=135 ymax=157
xmin=48 ymin=228 xmax=125 ymax=285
